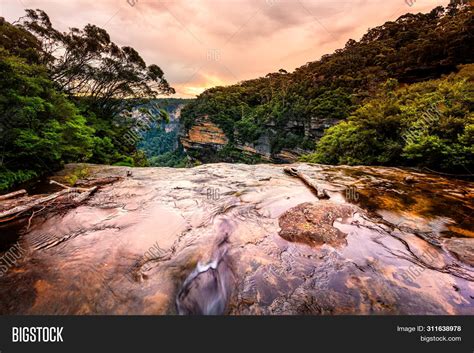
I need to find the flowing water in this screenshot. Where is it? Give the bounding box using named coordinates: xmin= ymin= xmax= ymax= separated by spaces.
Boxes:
xmin=0 ymin=163 xmax=472 ymax=314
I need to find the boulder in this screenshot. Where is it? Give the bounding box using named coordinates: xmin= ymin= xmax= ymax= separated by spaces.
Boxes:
xmin=278 ymin=202 xmax=355 ymax=247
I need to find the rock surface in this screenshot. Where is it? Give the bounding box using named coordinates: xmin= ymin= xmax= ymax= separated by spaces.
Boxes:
xmin=0 ymin=163 xmax=472 ymax=315
xmin=180 ymin=115 xmax=229 ymax=163
xmin=278 ymin=202 xmax=355 ymax=247
xmin=180 ymin=115 xmax=304 ymax=163
xmin=445 ymin=238 xmax=474 ymax=266
xmin=180 ymin=115 xmax=337 ymax=163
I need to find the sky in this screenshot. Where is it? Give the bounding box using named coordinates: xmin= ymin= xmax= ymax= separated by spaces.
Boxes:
xmin=1 ymin=0 xmax=450 ymax=98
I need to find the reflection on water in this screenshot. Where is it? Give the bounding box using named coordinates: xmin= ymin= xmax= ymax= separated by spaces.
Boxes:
xmin=0 ymin=163 xmax=472 ymax=314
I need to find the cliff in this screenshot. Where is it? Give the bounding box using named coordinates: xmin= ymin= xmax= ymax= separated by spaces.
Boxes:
xmin=180 ymin=115 xmax=308 ymax=163
xmin=179 ymin=4 xmax=473 ymax=164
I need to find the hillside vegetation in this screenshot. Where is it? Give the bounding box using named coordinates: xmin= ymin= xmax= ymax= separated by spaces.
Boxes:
xmin=0 ymin=12 xmax=174 ymax=191
xmin=181 ymin=4 xmax=473 ymax=171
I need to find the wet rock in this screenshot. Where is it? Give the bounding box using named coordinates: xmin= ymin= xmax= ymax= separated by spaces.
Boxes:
xmin=444 ymin=238 xmax=474 ymax=266
xmin=1 ymin=163 xmax=473 ymax=315
xmin=278 ymin=202 xmax=355 ymax=247
xmin=176 ymin=222 xmax=235 ymax=315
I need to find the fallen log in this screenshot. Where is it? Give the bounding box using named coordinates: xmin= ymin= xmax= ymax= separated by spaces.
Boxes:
xmin=0 ymin=194 xmax=42 ymax=213
xmin=0 ymin=174 xmax=115 ymax=226
xmin=0 ymin=189 xmax=27 ymax=201
xmin=283 ymin=167 xmax=330 ymax=200
xmin=49 ymin=180 xmax=90 ymax=192
xmin=74 ymin=177 xmax=122 ymax=188
xmin=0 ymin=186 xmax=96 ymax=222
xmin=70 ymin=186 xmax=98 ymax=203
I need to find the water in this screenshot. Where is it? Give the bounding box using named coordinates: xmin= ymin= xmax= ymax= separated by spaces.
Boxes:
xmin=176 ymin=221 xmax=234 ymax=315
xmin=0 ymin=163 xmax=472 ymax=314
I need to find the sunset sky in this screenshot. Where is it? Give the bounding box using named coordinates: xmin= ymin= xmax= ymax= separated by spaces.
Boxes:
xmin=1 ymin=0 xmax=450 ymax=98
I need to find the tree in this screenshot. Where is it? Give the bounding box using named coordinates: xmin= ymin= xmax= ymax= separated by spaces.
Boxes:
xmin=181 ymin=3 xmax=473 ymax=160
xmin=0 ymin=17 xmax=42 ymax=63
xmin=18 ymin=9 xmax=175 ymax=118
xmin=0 ymin=48 xmax=95 ymax=190
xmin=301 ymin=65 xmax=474 ymax=172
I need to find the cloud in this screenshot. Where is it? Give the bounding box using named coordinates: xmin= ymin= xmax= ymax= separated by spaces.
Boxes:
xmin=2 ymin=0 xmax=450 ymax=98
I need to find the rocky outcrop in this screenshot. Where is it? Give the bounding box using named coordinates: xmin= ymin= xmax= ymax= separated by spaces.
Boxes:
xmin=180 ymin=115 xmax=305 ymax=163
xmin=308 ymin=116 xmax=342 ymax=138
xmin=445 ymin=238 xmax=474 ymax=266
xmin=180 ymin=116 xmax=229 ymax=162
xmin=180 ymin=115 xmax=228 ymax=148
xmin=274 ymin=148 xmax=304 ymax=163
xmin=0 ymin=163 xmax=472 ymax=315
xmin=235 ymin=132 xmax=272 ymax=161
xmin=278 ymin=202 xmax=355 ymax=247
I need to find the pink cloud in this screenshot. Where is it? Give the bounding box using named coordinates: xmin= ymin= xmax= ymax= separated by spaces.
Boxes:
xmin=2 ymin=0 xmax=450 ymax=98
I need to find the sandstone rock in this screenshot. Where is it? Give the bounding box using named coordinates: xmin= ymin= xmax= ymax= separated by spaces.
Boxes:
xmin=274 ymin=149 xmax=301 ymax=163
xmin=444 ymin=238 xmax=474 ymax=266
xmin=180 ymin=115 xmax=228 ymax=155
xmin=2 ymin=163 xmax=473 ymax=315
xmin=278 ymin=202 xmax=355 ymax=247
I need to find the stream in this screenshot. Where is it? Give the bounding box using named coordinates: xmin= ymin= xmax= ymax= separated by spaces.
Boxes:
xmin=0 ymin=163 xmax=473 ymax=314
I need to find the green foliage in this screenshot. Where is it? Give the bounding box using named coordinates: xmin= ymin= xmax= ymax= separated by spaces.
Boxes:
xmin=181 ymin=3 xmax=473 ymax=159
xmin=217 ymin=144 xmax=262 ymax=164
xmin=64 ymin=164 xmax=91 ymax=186
xmin=0 ymin=17 xmax=42 ymax=63
xmin=0 ymin=14 xmax=177 ymax=191
xmin=302 ymin=65 xmax=474 ymax=172
xmin=0 ymin=168 xmax=37 ymax=191
xmin=138 ymin=124 xmax=178 ymax=157
xmin=0 ymin=48 xmax=95 ymax=191
xmin=136 ymin=98 xmax=192 ymax=167
xmin=235 ymin=115 xmax=264 ymax=143
xmin=148 ymin=150 xmax=189 ymax=168
xmin=309 ymin=88 xmax=353 ymax=121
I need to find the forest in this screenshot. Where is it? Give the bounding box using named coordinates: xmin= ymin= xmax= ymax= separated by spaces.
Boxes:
xmin=1 ymin=4 xmax=473 ymax=192
xmin=137 ymin=98 xmax=190 ymax=168
xmin=0 ymin=10 xmax=175 ymax=191
xmin=181 ymin=3 xmax=473 ymax=171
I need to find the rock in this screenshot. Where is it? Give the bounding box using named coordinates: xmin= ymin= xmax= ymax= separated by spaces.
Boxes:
xmin=181 ymin=116 xmax=308 ymax=163
xmin=444 ymin=238 xmax=474 ymax=266
xmin=180 ymin=115 xmax=228 ymax=155
xmin=180 ymin=116 xmax=232 ymax=163
xmin=278 ymin=202 xmax=355 ymax=247
xmin=274 ymin=149 xmax=301 ymax=163
xmin=2 ymin=163 xmax=473 ymax=315
xmin=404 ymin=176 xmax=417 ymax=184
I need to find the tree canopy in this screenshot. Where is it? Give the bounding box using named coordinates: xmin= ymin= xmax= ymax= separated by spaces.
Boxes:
xmin=18 ymin=9 xmax=175 ymax=118
xmin=301 ymin=65 xmax=474 ymax=171
xmin=181 ymin=3 xmax=473 ymax=169
xmin=0 ymin=11 xmax=175 ymax=191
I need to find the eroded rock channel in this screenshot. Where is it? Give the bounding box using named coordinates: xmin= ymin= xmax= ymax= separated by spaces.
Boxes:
xmin=0 ymin=163 xmax=473 ymax=314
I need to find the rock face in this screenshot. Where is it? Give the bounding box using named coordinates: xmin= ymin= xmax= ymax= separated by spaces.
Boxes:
xmin=180 ymin=111 xmax=343 ymax=163
xmin=0 ymin=163 xmax=472 ymax=315
xmin=180 ymin=116 xmax=228 ymax=162
xmin=445 ymin=238 xmax=474 ymax=266
xmin=278 ymin=202 xmax=355 ymax=247
xmin=308 ymin=116 xmax=342 ymax=138
xmin=180 ymin=115 xmax=304 ymax=163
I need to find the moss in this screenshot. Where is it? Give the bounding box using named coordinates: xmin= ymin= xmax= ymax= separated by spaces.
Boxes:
xmin=64 ymin=164 xmax=90 ymax=186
